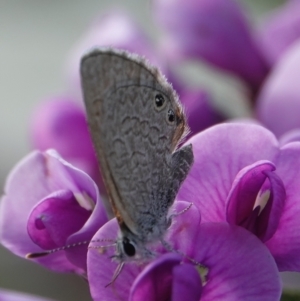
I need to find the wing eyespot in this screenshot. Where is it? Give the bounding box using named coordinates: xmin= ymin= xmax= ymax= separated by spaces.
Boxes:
xmin=167 ymin=109 xmax=176 ymax=124
xmin=154 ymin=94 xmax=166 ymax=111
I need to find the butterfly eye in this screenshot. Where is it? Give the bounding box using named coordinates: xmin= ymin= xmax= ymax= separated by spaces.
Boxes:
xmin=154 ymin=94 xmax=165 ymax=110
xmin=123 ymin=239 xmax=136 ymax=257
xmin=167 ymin=109 xmax=176 ymax=124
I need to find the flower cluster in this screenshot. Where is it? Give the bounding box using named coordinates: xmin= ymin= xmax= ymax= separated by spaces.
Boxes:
xmin=0 ymin=144 xmax=283 ymax=300
xmin=2 ymin=0 xmax=300 ymax=300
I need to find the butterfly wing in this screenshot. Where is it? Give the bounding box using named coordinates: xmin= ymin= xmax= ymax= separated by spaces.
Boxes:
xmin=80 ymin=48 xmax=192 ymax=240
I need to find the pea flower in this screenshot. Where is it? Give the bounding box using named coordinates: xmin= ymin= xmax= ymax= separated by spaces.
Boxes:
xmin=256 ymin=39 xmax=300 ymax=137
xmin=0 ymin=150 xmax=108 ymax=274
xmin=153 ymin=0 xmax=269 ymax=92
xmin=30 ymin=97 xmax=99 ymax=182
xmin=179 ymin=122 xmax=300 ymax=271
xmin=0 ymin=148 xmax=282 ymax=301
xmin=87 ymin=201 xmax=281 ymax=301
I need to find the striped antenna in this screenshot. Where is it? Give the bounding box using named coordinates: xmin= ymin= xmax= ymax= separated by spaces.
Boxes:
xmin=26 ymin=239 xmax=116 ymax=259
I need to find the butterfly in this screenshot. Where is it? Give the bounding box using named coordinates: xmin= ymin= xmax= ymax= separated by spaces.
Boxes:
xmin=80 ymin=47 xmax=194 ymax=263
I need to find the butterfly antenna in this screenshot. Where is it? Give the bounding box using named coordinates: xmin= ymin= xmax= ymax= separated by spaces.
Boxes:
xmin=88 ymin=242 xmax=116 ymax=251
xmin=26 ymin=239 xmax=115 ymax=259
xmin=105 ymin=262 xmax=125 ymax=287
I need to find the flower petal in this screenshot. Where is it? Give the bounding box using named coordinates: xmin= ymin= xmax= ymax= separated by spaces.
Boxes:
xmin=256 ymin=170 xmax=286 ymax=242
xmin=30 ymin=98 xmax=98 ymax=179
xmin=168 ymin=204 xmax=281 ymax=301
xmin=130 ymin=253 xmax=182 ymax=301
xmin=172 ymin=263 xmax=202 ymax=301
xmin=178 ymin=123 xmax=279 ymax=222
xmin=186 ymin=223 xmax=281 ymax=301
xmin=266 ymin=142 xmax=300 ymax=271
xmin=0 ymin=150 xmax=107 ymax=273
xmin=166 ymin=201 xmax=202 ymax=257
xmin=129 ymin=253 xmax=202 ymax=301
xmin=226 ymin=160 xmax=275 ymax=225
xmin=279 ymin=129 xmax=300 ymax=146
xmin=27 ymin=189 xmax=91 ymax=249
xmin=0 ymin=152 xmax=63 ymax=259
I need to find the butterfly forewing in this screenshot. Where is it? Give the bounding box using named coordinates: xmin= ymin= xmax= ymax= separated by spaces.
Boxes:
xmin=81 ymin=48 xmax=190 ymax=241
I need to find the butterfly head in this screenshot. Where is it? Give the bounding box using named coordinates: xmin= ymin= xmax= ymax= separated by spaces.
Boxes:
xmin=113 ymin=236 xmax=154 ymax=263
xmin=114 ymin=222 xmax=157 ymax=263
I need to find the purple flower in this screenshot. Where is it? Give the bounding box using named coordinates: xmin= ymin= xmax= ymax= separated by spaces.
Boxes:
xmin=87 ymin=201 xmax=281 ymax=301
xmin=65 ymin=11 xmax=164 ymax=99
xmin=30 ymin=97 xmax=108 ymax=200
xmin=0 ymin=289 xmax=56 ymax=301
xmin=256 ymin=40 xmax=300 ymax=137
xmin=259 ymin=0 xmax=300 ymax=66
xmin=178 ymin=122 xmax=300 ymax=271
xmin=30 ymin=97 xmax=99 ymax=182
xmin=153 ymin=0 xmax=269 ymax=92
xmin=0 ymin=150 xmax=107 ymax=273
